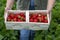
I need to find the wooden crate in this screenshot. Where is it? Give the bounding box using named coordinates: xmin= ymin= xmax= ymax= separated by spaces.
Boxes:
xmin=4 ymin=10 xmax=50 ymax=30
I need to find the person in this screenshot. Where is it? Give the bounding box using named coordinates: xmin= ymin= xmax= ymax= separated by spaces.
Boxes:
xmin=5 ymin=0 xmax=55 ymax=40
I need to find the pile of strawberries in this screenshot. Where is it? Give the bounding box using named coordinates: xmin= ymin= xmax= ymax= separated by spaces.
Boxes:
xmin=29 ymin=12 xmax=48 ymax=23
xmin=7 ymin=12 xmax=48 ymax=23
xmin=7 ymin=12 xmax=26 ymax=22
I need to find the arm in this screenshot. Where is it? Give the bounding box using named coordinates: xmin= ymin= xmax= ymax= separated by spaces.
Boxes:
xmin=47 ymin=0 xmax=55 ymax=11
xmin=5 ymin=0 xmax=15 ymax=10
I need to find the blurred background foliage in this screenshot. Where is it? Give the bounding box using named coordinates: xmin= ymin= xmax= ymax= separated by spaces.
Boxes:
xmin=0 ymin=0 xmax=60 ymax=40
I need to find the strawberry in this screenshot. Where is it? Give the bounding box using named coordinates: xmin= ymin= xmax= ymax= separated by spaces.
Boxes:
xmin=19 ymin=12 xmax=25 ymax=16
xmin=7 ymin=17 xmax=11 ymax=21
xmin=37 ymin=16 xmax=42 ymax=22
xmin=33 ymin=19 xmax=38 ymax=22
xmin=13 ymin=17 xmax=17 ymax=21
xmin=30 ymin=18 xmax=34 ymax=22
xmin=38 ymin=13 xmax=41 ymax=17
xmin=44 ymin=16 xmax=47 ymax=20
xmin=17 ymin=19 xmax=22 ymax=22
xmin=9 ymin=13 xmax=15 ymax=18
xmin=44 ymin=20 xmax=48 ymax=23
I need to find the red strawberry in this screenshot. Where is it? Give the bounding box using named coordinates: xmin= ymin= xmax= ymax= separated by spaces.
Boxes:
xmin=7 ymin=17 xmax=11 ymax=21
xmin=20 ymin=12 xmax=25 ymax=16
xmin=38 ymin=13 xmax=42 ymax=17
xmin=30 ymin=19 xmax=34 ymax=22
xmin=9 ymin=13 xmax=15 ymax=18
xmin=17 ymin=19 xmax=22 ymax=22
xmin=14 ymin=14 xmax=18 ymax=18
xmin=29 ymin=15 xmax=32 ymax=19
xmin=44 ymin=16 xmax=47 ymax=20
xmin=13 ymin=17 xmax=17 ymax=21
xmin=15 ymin=14 xmax=21 ymax=18
xmin=44 ymin=20 xmax=48 ymax=23
xmin=33 ymin=19 xmax=38 ymax=22
xmin=41 ymin=15 xmax=45 ymax=22
xmin=32 ymin=15 xmax=36 ymax=19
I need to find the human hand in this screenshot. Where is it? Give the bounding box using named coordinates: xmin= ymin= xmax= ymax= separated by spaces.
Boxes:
xmin=46 ymin=10 xmax=51 ymax=14
xmin=5 ymin=7 xmax=11 ymax=13
xmin=4 ymin=7 xmax=11 ymax=19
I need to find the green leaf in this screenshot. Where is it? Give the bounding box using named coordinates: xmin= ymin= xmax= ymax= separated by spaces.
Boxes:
xmin=0 ymin=34 xmax=4 ymax=40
